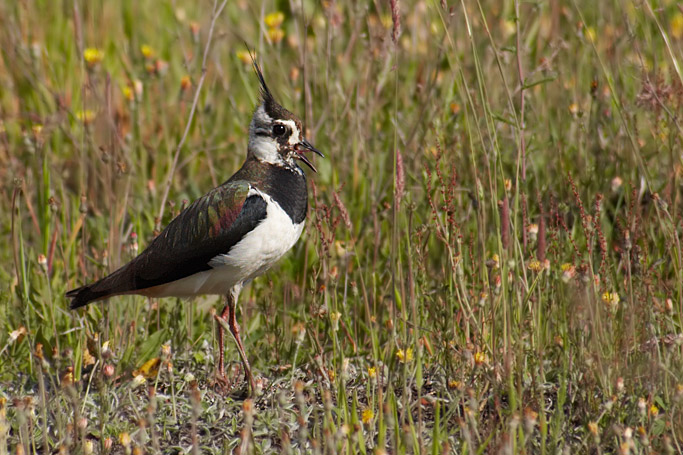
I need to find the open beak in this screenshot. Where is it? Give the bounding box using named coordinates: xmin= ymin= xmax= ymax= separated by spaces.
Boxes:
xmin=295 ymin=138 xmax=324 ymax=173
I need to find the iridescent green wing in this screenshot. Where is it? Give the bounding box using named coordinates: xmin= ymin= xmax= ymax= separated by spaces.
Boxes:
xmin=130 ymin=180 xmax=266 ymax=287
xmin=67 ymin=180 xmax=267 ymax=306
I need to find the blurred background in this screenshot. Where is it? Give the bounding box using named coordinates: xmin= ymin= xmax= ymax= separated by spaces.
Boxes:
xmin=1 ymin=0 xmax=682 ymax=453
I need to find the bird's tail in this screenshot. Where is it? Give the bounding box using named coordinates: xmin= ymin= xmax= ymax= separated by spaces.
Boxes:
xmin=66 ymin=266 xmax=132 ymax=309
xmin=66 ymin=285 xmax=112 ymax=309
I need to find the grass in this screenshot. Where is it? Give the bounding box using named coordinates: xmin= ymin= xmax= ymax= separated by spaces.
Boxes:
xmin=1 ymin=0 xmax=683 ymax=453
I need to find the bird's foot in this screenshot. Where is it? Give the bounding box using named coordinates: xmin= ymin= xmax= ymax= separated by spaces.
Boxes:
xmin=209 ymin=369 xmax=230 ymax=392
xmin=210 ymin=363 xmax=257 ymax=398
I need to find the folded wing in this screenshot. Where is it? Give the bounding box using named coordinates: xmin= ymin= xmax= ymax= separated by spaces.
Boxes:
xmin=67 ymin=180 xmax=267 ymax=309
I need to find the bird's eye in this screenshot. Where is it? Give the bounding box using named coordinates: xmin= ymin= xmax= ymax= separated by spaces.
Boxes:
xmin=273 ymin=124 xmax=287 ymax=136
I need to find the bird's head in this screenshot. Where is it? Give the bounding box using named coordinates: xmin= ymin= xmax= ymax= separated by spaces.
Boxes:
xmin=247 ymin=62 xmax=323 ymax=172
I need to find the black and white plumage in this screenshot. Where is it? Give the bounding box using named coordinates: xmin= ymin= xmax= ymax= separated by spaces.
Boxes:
xmin=66 ymin=60 xmax=323 ymax=395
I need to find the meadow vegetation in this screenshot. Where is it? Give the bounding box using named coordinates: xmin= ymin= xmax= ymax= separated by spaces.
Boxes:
xmin=1 ymin=0 xmax=683 ymax=453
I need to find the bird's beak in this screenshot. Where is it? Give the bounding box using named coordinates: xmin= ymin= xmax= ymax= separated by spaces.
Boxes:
xmin=295 ymin=138 xmax=324 ymax=173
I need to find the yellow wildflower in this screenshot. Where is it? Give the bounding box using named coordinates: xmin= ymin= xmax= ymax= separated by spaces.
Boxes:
xmin=119 ymin=432 xmax=131 ymax=448
xmin=447 ymin=379 xmax=461 ymax=390
xmin=584 ymin=26 xmax=596 ymax=43
xmin=361 ymin=408 xmax=374 ymax=424
xmin=396 ymin=347 xmax=413 ymax=363
xmin=122 ymin=85 xmax=134 ymax=101
xmin=528 ymin=260 xmax=542 ymax=272
xmin=102 ymin=340 xmax=111 ymax=357
xmin=83 ymin=47 xmax=104 ymax=67
xmin=601 ymin=292 xmax=620 ymax=307
xmin=670 ymin=12 xmax=683 ymax=39
xmin=236 ymin=50 xmax=252 ymax=65
xmin=82 ymin=348 xmax=95 ymax=367
xmin=649 ymin=404 xmax=658 ymax=417
xmin=334 ymin=240 xmax=349 ymax=257
xmin=265 ymin=11 xmax=285 ymax=29
xmin=268 ymin=28 xmax=285 ymax=43
xmin=122 ymin=79 xmax=143 ymax=102
xmin=569 ymin=103 xmax=579 ymax=115
xmin=368 ymin=366 xmax=377 ymax=378
xmin=588 ymin=421 xmax=599 ymax=436
xmin=140 ymin=44 xmax=154 ymax=59
xmin=60 ymin=368 xmax=74 ymax=387
xmin=76 ymin=109 xmax=96 ymax=124
xmin=180 ymin=75 xmax=192 ymax=91
xmin=474 ymin=351 xmax=488 ymax=366
xmin=501 ymin=19 xmax=516 ymax=38
xmin=489 ymin=253 xmax=500 ymax=269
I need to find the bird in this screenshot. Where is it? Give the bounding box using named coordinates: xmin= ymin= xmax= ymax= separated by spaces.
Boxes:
xmin=66 ymin=60 xmax=323 ymax=396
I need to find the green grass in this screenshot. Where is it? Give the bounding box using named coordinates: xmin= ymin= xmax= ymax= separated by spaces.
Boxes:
xmin=1 ymin=0 xmax=683 ymax=453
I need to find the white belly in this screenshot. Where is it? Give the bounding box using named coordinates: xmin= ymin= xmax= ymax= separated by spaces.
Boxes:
xmin=143 ymin=192 xmax=304 ymax=297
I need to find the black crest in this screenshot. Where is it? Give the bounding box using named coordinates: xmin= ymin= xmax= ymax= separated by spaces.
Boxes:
xmin=247 ymin=48 xmax=294 ymax=120
xmin=247 ymin=49 xmax=272 ymax=100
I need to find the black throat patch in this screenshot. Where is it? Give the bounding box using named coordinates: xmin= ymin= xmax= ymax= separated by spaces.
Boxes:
xmin=260 ymin=163 xmax=308 ymax=224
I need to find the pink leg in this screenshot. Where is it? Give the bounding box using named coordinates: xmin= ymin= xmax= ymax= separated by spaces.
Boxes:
xmin=216 ymin=304 xmax=230 ymax=378
xmin=215 ymin=285 xmax=255 ymax=395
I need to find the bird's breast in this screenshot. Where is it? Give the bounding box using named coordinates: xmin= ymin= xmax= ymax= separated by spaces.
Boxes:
xmin=209 ymin=191 xmax=304 ymax=281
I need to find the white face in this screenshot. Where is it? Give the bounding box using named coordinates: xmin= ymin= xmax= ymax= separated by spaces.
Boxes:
xmin=281 ymin=119 xmax=300 ymax=145
xmin=248 ymin=105 xmax=302 ymax=167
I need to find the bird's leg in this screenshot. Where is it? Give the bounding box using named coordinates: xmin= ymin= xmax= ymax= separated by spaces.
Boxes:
xmin=216 ymin=303 xmax=230 ymax=379
xmin=225 ymin=292 xmax=256 ymax=395
xmin=214 ymin=284 xmax=255 ymax=394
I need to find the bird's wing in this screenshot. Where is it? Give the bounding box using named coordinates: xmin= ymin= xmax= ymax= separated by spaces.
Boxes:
xmin=67 ymin=180 xmax=267 ymax=308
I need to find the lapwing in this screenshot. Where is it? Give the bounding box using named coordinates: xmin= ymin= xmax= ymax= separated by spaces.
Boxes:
xmin=66 ymin=61 xmax=323 ymax=395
